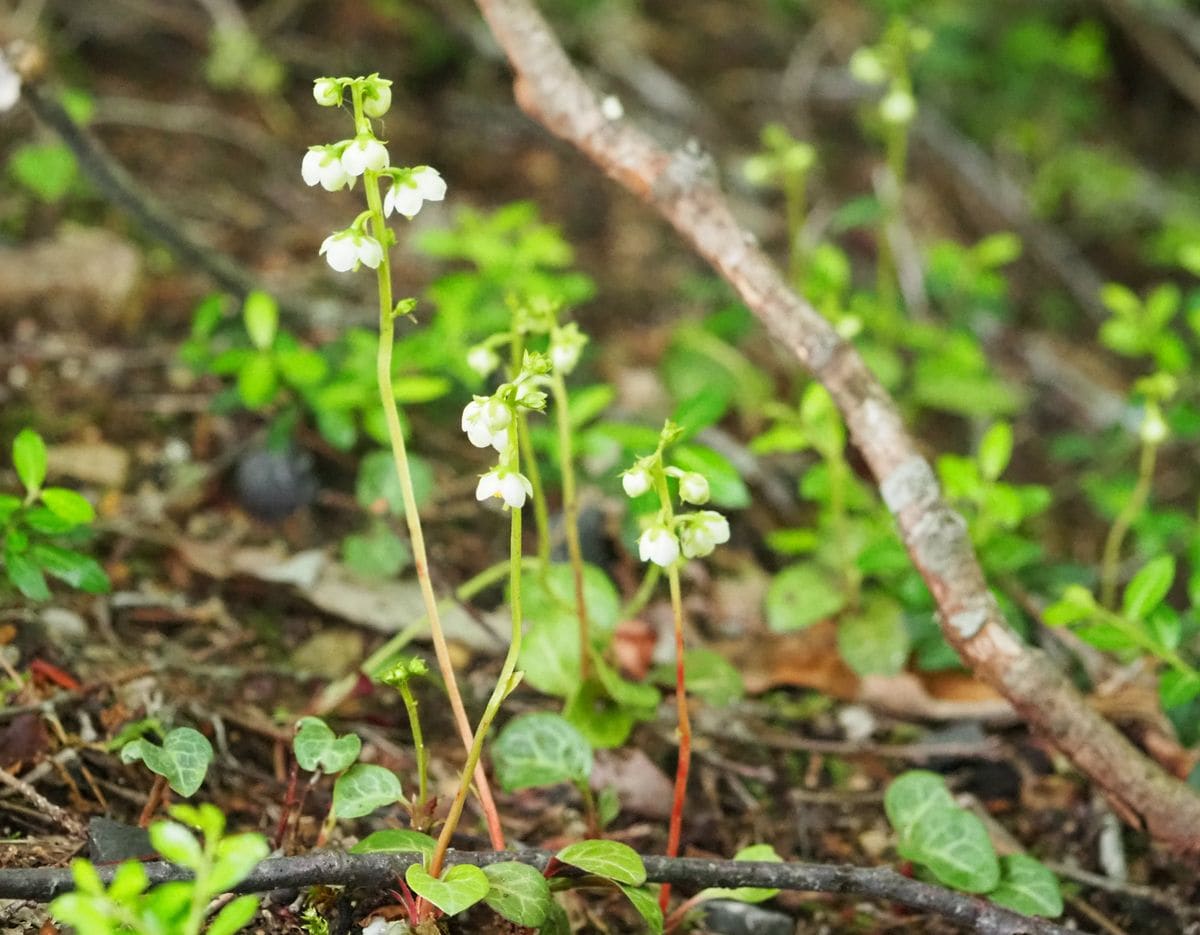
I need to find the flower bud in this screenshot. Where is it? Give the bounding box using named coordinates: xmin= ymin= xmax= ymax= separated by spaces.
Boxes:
xmin=638 ymin=525 xmax=680 ymax=567
xmin=879 ymin=89 xmax=916 ymax=125
xmin=678 ymin=472 xmax=710 ymax=505
xmin=467 ymin=345 xmax=500 ymax=378
xmin=362 ymin=82 xmax=392 ymax=118
xmin=1140 ymin=403 xmax=1169 ymax=446
xmin=313 ymin=77 xmax=342 ymax=107
xmin=679 ymin=510 xmax=730 ymax=558
xmin=622 ymin=465 xmax=652 ymax=498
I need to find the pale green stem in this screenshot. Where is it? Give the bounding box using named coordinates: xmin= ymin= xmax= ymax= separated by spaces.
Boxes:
xmin=427 ymin=440 xmax=526 ymax=883
xmin=827 ymin=452 xmax=859 ymax=608
xmin=876 ymin=91 xmax=909 ymax=312
xmin=551 ymin=370 xmax=590 ymax=680
xmin=1100 ymin=440 xmax=1158 ymax=610
xmin=783 ymin=168 xmax=807 ymax=287
xmin=397 ymin=679 xmax=428 ymax=815
xmin=510 ymin=332 xmax=551 ymax=565
xmin=621 ymin=562 xmax=662 ymax=619
xmin=352 ymin=84 xmax=503 ymax=850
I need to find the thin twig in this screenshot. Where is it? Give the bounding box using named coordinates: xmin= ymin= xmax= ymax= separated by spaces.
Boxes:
xmin=0 ymin=768 xmax=86 ymax=838
xmin=0 ymin=848 xmax=1085 ymax=934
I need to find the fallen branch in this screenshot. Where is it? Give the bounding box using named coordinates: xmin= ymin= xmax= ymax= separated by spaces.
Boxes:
xmin=470 ymin=0 xmax=1200 ymax=850
xmin=0 ymin=847 xmax=1081 ymax=934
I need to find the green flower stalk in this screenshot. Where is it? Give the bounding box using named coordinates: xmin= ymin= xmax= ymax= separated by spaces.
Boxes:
xmin=303 ymin=73 xmax=504 ymax=849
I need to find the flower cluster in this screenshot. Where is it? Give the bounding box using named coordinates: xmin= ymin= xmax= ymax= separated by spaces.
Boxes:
xmin=622 ymin=435 xmax=730 ymax=568
xmin=462 ymin=354 xmax=548 ymax=510
xmin=302 ymin=75 xmax=447 ymax=272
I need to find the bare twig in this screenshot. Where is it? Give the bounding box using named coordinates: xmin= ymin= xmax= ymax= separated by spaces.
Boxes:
xmin=0 ymin=768 xmax=86 ymax=837
xmin=0 ymin=848 xmax=1084 ymax=933
xmin=469 ymin=0 xmax=1200 ymax=850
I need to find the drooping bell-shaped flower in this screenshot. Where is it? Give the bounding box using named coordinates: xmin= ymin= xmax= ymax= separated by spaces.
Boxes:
xmin=341 ymin=135 xmax=390 ymax=177
xmin=384 ymin=167 xmax=447 ymax=219
xmin=462 ymin=396 xmax=512 ymax=450
xmin=319 ymin=231 xmax=383 ymax=272
xmin=312 ymin=78 xmax=342 ymax=107
xmin=301 ymin=148 xmax=352 ymax=192
xmin=476 ymin=469 xmax=533 ymax=509
xmin=622 ymin=465 xmax=652 ymax=498
xmin=467 ymin=345 xmax=500 ymax=378
xmin=679 ymin=510 xmax=729 ymax=559
xmin=639 ymin=525 xmax=680 ymax=567
xmin=677 ymin=472 xmax=710 ymax=505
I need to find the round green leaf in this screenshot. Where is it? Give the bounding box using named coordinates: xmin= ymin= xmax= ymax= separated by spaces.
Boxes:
xmin=518 ymin=611 xmax=580 ymax=697
xmin=903 ymin=807 xmax=1000 ymax=894
xmin=987 ymin=855 xmax=1063 ymax=918
xmin=837 ymin=596 xmax=910 ymax=676
xmin=332 ymin=763 xmax=403 ymax=819
xmin=355 ymin=450 xmax=433 ymax=517
xmin=275 ymin=347 xmax=329 ymax=388
xmin=351 ymin=829 xmax=436 ymax=857
xmin=40 ymin=488 xmax=95 ymax=525
xmin=696 ymin=844 xmax=783 ymax=904
xmin=765 ymin=563 xmax=846 ymax=631
xmin=148 ymin=821 xmax=203 ymax=869
xmin=555 ymin=840 xmax=646 ymax=886
xmin=404 ymin=863 xmax=489 ymax=917
xmin=482 ymin=861 xmax=551 ymax=927
xmin=237 ymin=353 xmax=279 ymax=409
xmin=209 ymin=834 xmax=270 ymax=893
xmin=120 ymin=727 xmax=213 ymax=797
xmin=242 ymin=291 xmax=279 ymax=351
xmin=30 ymin=545 xmax=110 ymax=594
xmin=293 ymin=717 xmax=362 ymax=773
xmin=206 ymin=894 xmax=261 ymax=935
xmin=884 ymin=770 xmax=956 ymax=843
xmin=651 ymin=647 xmax=744 ymax=706
xmin=492 ymin=713 xmax=593 ymax=792
xmin=6 ymin=549 xmax=50 ymax=601
xmin=616 ymin=883 xmax=663 ymax=935
xmin=13 ymin=429 xmax=47 ymax=495
xmin=520 ymin=562 xmax=621 ymax=641
xmin=341 ymin=523 xmax=411 ymax=579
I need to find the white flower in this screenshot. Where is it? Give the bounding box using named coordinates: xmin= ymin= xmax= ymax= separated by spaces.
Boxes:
xmin=601 ymin=95 xmax=624 ymax=120
xmin=362 ymin=83 xmax=392 ymax=118
xmin=638 ymin=525 xmax=680 ymax=567
xmin=462 ymin=396 xmax=512 ymax=449
xmin=549 ymin=323 xmax=587 ymax=375
xmin=1141 ymin=404 xmax=1169 ymax=445
xmin=319 ymin=232 xmax=383 ymax=272
xmin=0 ymin=56 xmax=20 ymax=113
xmin=467 ymin=345 xmax=500 ymax=378
xmin=384 ymin=167 xmax=447 ymax=219
xmin=312 ymin=78 xmax=341 ymax=107
xmin=341 ymin=136 xmax=389 ymax=176
xmin=622 ymin=465 xmax=652 ymax=498
xmin=301 ymin=148 xmax=352 ymax=191
xmin=879 ymin=89 xmax=916 ymax=125
xmin=679 ymin=510 xmax=729 ymax=559
xmin=476 ymin=469 xmax=533 ymax=509
xmin=678 ymin=472 xmax=710 ymax=505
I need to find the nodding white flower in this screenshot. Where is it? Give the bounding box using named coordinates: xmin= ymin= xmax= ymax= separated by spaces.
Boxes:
xmin=462 ymin=396 xmax=512 ymax=450
xmin=639 ymin=525 xmax=680 ymax=567
xmin=0 ymin=56 xmax=21 ymax=113
xmin=341 ymin=136 xmax=389 ymax=177
xmin=301 ymin=148 xmax=352 ymax=192
xmin=879 ymin=88 xmax=916 ymax=125
xmin=513 ymin=380 xmax=547 ymax=411
xmin=467 ymin=345 xmax=500 ymax=378
xmin=622 ymin=465 xmax=652 ymax=498
xmin=1141 ymin=404 xmax=1169 ymax=445
xmin=679 ymin=510 xmax=729 ymax=559
xmin=549 ymin=322 xmax=587 ymax=375
xmin=476 ymin=469 xmax=533 ymax=509
xmin=319 ymin=231 xmax=383 ymax=272
xmin=384 ymin=167 xmax=447 ymax=219
xmin=312 ymin=78 xmax=342 ymax=107
xmin=678 ymin=472 xmax=710 ymax=505
xmin=362 ymin=83 xmax=392 ymax=118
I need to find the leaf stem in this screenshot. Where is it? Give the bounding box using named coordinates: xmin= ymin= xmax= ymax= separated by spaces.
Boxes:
xmin=551 ymin=370 xmax=590 ymax=680
xmin=1100 ymin=439 xmax=1158 ymax=609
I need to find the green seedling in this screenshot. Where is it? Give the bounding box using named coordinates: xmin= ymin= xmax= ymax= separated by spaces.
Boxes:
xmin=50 ymin=803 xmax=268 ymax=935
xmin=2 ymin=428 xmax=109 ymax=601
xmin=121 ymin=726 xmax=214 ymax=826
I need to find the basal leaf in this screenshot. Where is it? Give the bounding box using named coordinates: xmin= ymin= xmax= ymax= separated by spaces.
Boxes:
xmin=482 ymin=861 xmax=551 ymax=927
xmin=332 ymin=763 xmax=403 ymax=819
xmin=492 ymin=712 xmax=593 ymax=792
xmin=987 ymin=854 xmax=1063 ymax=918
xmin=556 ymin=840 xmax=646 ymax=886
xmin=405 ymin=864 xmax=489 ymax=917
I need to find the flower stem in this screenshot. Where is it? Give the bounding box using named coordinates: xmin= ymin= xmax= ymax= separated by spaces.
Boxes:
xmin=659 ymin=563 xmax=691 ymax=913
xmin=427 ymin=445 xmax=526 ymax=883
xmin=1100 ymin=438 xmax=1158 ymax=609
xmin=511 ymin=332 xmax=551 ymax=565
xmin=354 ymin=82 xmax=503 ymax=851
xmin=621 ymin=562 xmax=662 ymax=619
xmin=397 ymin=679 xmax=429 ymax=822
xmin=551 ymin=370 xmax=590 ymax=680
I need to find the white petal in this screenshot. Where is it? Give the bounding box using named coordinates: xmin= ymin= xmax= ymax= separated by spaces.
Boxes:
xmin=467 ymin=346 xmax=498 ymax=377
xmin=489 ymin=426 xmax=510 ymax=453
xmin=413 ymin=167 xmax=447 ymax=202
xmin=319 ymin=159 xmax=350 ymax=191
xmin=0 ymin=60 xmax=20 ymax=113
xmin=320 ymin=235 xmax=357 ymax=272
xmin=622 ymin=468 xmax=651 ymax=498
xmin=499 ymin=474 xmax=528 ymax=508
xmin=476 ymin=472 xmax=502 ymax=501
xmin=679 ymin=473 xmax=710 ymax=505
xmin=357 ymin=237 xmax=383 ymax=269
xmin=341 ymin=142 xmax=369 ymax=177
xmin=301 ymin=150 xmax=324 ymax=186
xmin=466 ymin=424 xmax=493 ymax=449
xmin=387 ymin=183 xmax=425 ymax=219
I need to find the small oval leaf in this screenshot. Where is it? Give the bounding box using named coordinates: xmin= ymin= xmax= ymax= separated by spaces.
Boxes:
xmin=482 ymin=861 xmax=551 ymax=927
xmin=405 ymin=863 xmax=489 ymax=917
xmin=492 ymin=713 xmax=592 ymax=792
xmin=332 ymin=764 xmax=403 ymax=819
xmin=555 ymin=840 xmax=646 ymax=886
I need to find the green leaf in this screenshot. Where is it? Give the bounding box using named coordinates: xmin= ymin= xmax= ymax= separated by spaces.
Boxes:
xmin=9 ymin=143 xmax=77 ymax=202
xmin=49 ymin=891 xmax=116 ymax=935
xmin=242 ymin=291 xmax=279 ymax=351
xmin=884 ymin=771 xmax=956 ymax=843
xmin=539 ymin=898 xmax=571 ymax=935
xmin=342 ymin=523 xmax=411 ymax=579
xmin=237 ymin=353 xmax=279 ymax=409
xmin=332 ymin=763 xmax=403 ymax=818
xmin=482 ymin=861 xmax=551 ymax=927
xmin=765 ymin=563 xmax=847 ymax=631
xmin=404 ymin=864 xmax=489 ymax=917
xmin=148 ymin=820 xmax=204 ymax=869
xmin=392 ymin=374 xmax=452 ymax=404
xmin=39 ymin=488 xmax=95 ymax=525
xmin=1122 ymin=555 xmax=1175 ymax=621
xmin=616 ymin=883 xmax=663 ymax=935
xmin=276 ymin=347 xmax=328 ymax=388
xmin=107 ymin=861 xmax=149 ymax=902
xmin=355 ymin=450 xmax=433 ymax=517
xmin=1042 ymin=585 xmax=1096 ymax=626
xmin=651 ymin=648 xmax=744 ymax=707
xmin=293 ymin=717 xmax=362 ymax=774
xmin=30 ymin=545 xmax=110 ymax=594
xmin=1160 ymin=669 xmax=1200 ymax=709
xmin=13 ymin=429 xmax=47 ymax=495
xmin=696 ymin=844 xmax=783 ymax=904
xmin=351 ymin=829 xmax=436 ymax=857
xmin=563 ymin=679 xmax=641 ymax=749
xmin=120 ymin=727 xmax=213 ymax=796
xmin=518 ymin=611 xmax=580 ymax=697
xmin=555 ymin=840 xmax=646 ymax=886
xmin=6 ymin=549 xmax=50 ymax=600
xmin=492 ymin=712 xmax=593 ymax=792
xmin=206 ymin=894 xmax=261 ymax=935
xmin=209 ymin=834 xmax=270 ymax=893
xmin=1075 ymin=623 xmax=1139 ymax=652
xmin=977 ymin=423 xmax=1013 ymax=482
xmin=520 ymin=562 xmax=621 ymax=641
xmin=902 ymin=807 xmax=1000 ymax=894
xmin=837 ymin=596 xmax=910 ymax=676
xmin=987 ymin=854 xmax=1062 ymax=918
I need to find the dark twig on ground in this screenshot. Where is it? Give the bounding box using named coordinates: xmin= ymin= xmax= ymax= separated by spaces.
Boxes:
xmin=468 ymin=0 xmax=1200 ymax=851
xmin=0 ymin=848 xmax=1084 ymax=934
